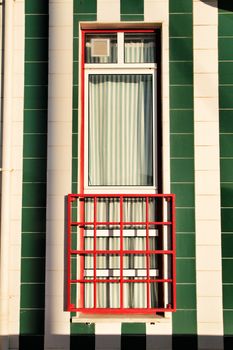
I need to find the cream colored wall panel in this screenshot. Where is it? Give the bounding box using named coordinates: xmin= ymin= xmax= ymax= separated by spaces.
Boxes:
xmin=47 ymin=196 xmax=67 ymax=220
xmin=47 ymin=122 xmax=72 ymax=146
xmin=11 ymin=146 xmax=23 ymax=170
xmin=144 ymin=1 xmax=168 ymax=22
xmin=194 ymin=74 xmax=218 ymax=97
xmin=194 ymin=26 xmax=217 ymax=49
xmin=197 ymin=297 xmax=223 ymax=323
xmin=193 ymin=1 xmax=217 ymax=25
xmin=50 ymin=2 xmax=73 ymax=26
xmin=197 ymin=271 xmax=223 ymax=297
xmin=49 ymin=74 xmax=72 ymax=98
xmin=194 ymin=50 xmax=218 ymax=73
xmin=196 ymin=221 xmax=221 ymax=245
xmin=195 ymin=97 xmax=219 ymax=121
xmin=195 ymin=195 xmax=220 ymax=220
xmin=195 ymin=170 xmax=220 ymax=195
xmin=48 ymin=98 xmax=73 ymax=121
xmin=14 ymin=1 xmax=24 ymax=26
xmin=97 ymin=0 xmax=120 ymax=21
xmin=12 ymin=98 xmax=24 ymax=121
xmin=49 ymin=27 xmax=72 ymax=50
xmin=195 ymin=146 xmax=220 ymax=170
xmin=10 ymin=196 xmax=22 ymax=220
xmin=49 ymin=51 xmax=73 ymax=74
xmin=95 ymin=323 xmax=121 ymax=350
xmin=195 ymin=122 xmax=219 ymax=146
xmin=196 ymin=246 xmax=222 ymax=271
xmin=48 ymin=146 xmax=73 ymax=170
xmin=47 ymin=170 xmax=72 ymax=194
xmin=13 ymin=51 xmax=24 ymax=74
xmin=13 ymin=26 xmax=24 ymax=50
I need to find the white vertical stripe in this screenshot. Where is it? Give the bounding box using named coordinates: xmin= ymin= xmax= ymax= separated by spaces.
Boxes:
xmin=44 ymin=1 xmax=72 ymax=349
xmin=144 ymin=0 xmax=172 ymax=347
xmin=193 ymin=1 xmax=224 ymax=349
xmin=97 ymin=0 xmax=120 ymax=22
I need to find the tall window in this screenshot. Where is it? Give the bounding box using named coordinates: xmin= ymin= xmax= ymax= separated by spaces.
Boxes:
xmin=67 ymin=29 xmax=176 ymax=315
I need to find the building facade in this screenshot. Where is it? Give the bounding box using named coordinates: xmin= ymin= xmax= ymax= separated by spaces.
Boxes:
xmin=0 ymin=0 xmax=232 ymax=349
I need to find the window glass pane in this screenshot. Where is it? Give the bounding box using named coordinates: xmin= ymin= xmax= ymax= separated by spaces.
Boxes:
xmin=88 ymin=74 xmax=154 ymax=186
xmin=124 ymin=33 xmax=156 ymax=63
xmin=85 ymin=34 xmax=117 ymax=63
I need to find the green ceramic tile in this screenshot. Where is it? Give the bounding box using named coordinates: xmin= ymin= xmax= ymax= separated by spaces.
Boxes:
xmin=73 ymin=86 xmax=79 ymax=109
xmin=170 ymin=134 xmax=194 ymax=158
xmin=74 ymin=0 xmax=97 ymax=14
xmin=169 ymin=0 xmax=192 ymax=13
xmin=220 ymin=135 xmax=233 ymax=157
xmin=176 ymin=284 xmax=196 ymax=309
xmin=221 ymin=209 xmax=233 ymax=232
xmin=25 ymin=39 xmax=48 ymax=61
xmin=21 ymin=233 xmax=46 ymax=257
xmin=72 ymin=133 xmax=78 ymax=158
xmin=24 ymin=110 xmax=48 ymax=134
xmin=223 ymin=285 xmax=233 ymax=309
xmin=170 ymin=62 xmax=193 ymax=85
xmin=221 ymin=184 xmax=233 ymax=208
xmin=171 ymin=184 xmax=194 ymax=207
xmin=20 ymin=310 xmax=44 ymax=334
xmin=25 ymin=62 xmax=48 ymax=85
xmin=170 ymin=159 xmax=194 ymax=182
xmin=121 ymin=14 xmax=144 ymax=21
xmin=170 ymin=14 xmax=192 ymax=37
xmin=73 ymin=14 xmax=97 ymax=37
xmin=72 ymin=109 xmax=79 ymax=133
xmin=24 ymin=86 xmax=48 ymax=109
xmin=72 ymin=158 xmax=78 ymax=183
xmin=219 ymin=14 xmax=233 ymax=36
xmin=23 ymin=134 xmax=47 ymax=158
xmin=21 ymin=258 xmax=45 ymax=283
xmin=219 ymin=38 xmax=233 ymax=61
xmin=121 ymin=0 xmax=144 ymax=14
xmin=23 ymin=183 xmax=46 ymax=207
xmin=172 ymin=310 xmax=197 ymax=334
xmin=122 ymin=323 xmax=146 ymax=335
xmin=220 ymin=86 xmax=233 ymax=109
xmin=176 ymin=258 xmax=196 ymax=283
xmin=73 ymin=63 xmax=79 ymax=86
xmin=170 ymin=86 xmax=193 ymax=109
xmin=20 ymin=284 xmax=45 ymax=308
xmin=170 ymin=38 xmax=193 ymax=61
xmin=25 ymin=0 xmax=48 ymax=14
xmin=176 ymin=234 xmax=195 ymax=258
xmin=73 ymin=39 xmax=79 ymax=61
xmin=25 ymin=15 xmax=48 ymax=38
xmin=220 ymin=110 xmax=233 ymax=133
xmin=71 ymin=323 xmax=95 ymax=335
xmin=219 ymin=62 xmax=233 ymax=85
xmin=224 ymin=311 xmax=233 ymax=335
xmin=219 ymin=1 xmax=233 ymax=13
xmin=170 ymin=110 xmax=194 ymax=133
xmin=23 ymin=159 xmax=47 ymax=182
xmin=22 ymin=208 xmax=46 ymax=233
xmin=220 ymin=159 xmax=233 ymax=182
xmin=222 ymin=260 xmax=233 ymax=283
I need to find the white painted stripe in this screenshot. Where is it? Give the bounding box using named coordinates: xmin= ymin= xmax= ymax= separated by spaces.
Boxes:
xmin=44 ymin=1 xmax=72 ymax=349
xmin=193 ymin=1 xmax=224 ymax=349
xmin=97 ymin=0 xmax=120 ymax=22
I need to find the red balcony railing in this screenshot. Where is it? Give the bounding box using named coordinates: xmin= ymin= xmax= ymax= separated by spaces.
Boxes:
xmin=67 ymin=193 xmax=176 ymax=314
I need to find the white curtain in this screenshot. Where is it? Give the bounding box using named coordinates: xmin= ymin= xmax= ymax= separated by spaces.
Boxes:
xmin=88 ymin=74 xmax=153 ymax=186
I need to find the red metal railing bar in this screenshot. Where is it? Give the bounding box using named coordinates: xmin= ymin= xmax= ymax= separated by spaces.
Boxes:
xmin=71 ymin=250 xmax=174 ymax=255
xmin=93 ymin=197 xmax=97 ymax=308
xmin=71 ymin=307 xmax=176 ymax=314
xmin=71 ymin=221 xmax=172 ymax=226
xmin=71 ymin=279 xmax=173 ymax=283
xmin=145 ymin=197 xmax=150 ymax=308
xmin=120 ymin=196 xmax=123 ymax=309
xmin=172 ymin=195 xmax=176 ymax=310
xmin=67 ymin=194 xmax=72 ymax=310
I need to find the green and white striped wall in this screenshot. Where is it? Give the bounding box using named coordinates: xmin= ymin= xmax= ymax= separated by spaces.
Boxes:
xmin=0 ymin=0 xmax=232 ymax=349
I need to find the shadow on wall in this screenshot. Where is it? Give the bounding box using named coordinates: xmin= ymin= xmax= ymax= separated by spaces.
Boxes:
xmin=201 ymin=0 xmax=233 ymax=11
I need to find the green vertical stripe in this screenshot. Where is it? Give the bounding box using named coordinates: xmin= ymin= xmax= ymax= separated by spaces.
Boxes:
xmin=120 ymin=0 xmax=144 ymax=21
xmin=169 ymin=0 xmax=197 ymax=347
xmin=20 ymin=1 xmax=48 ymax=349
xmin=218 ymin=2 xmax=233 ymax=349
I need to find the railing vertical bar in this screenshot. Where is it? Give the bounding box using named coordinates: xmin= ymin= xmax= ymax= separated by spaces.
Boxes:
xmin=172 ymin=195 xmax=176 ymax=310
xmin=94 ymin=196 xmax=97 ymax=308
xmin=146 ymin=197 xmax=150 ymax=308
xmin=120 ymin=196 xmax=123 ymax=309
xmin=67 ymin=194 xmax=72 ymax=310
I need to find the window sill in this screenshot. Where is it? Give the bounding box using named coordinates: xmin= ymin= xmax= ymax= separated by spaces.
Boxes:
xmin=71 ymin=312 xmax=172 ymax=323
